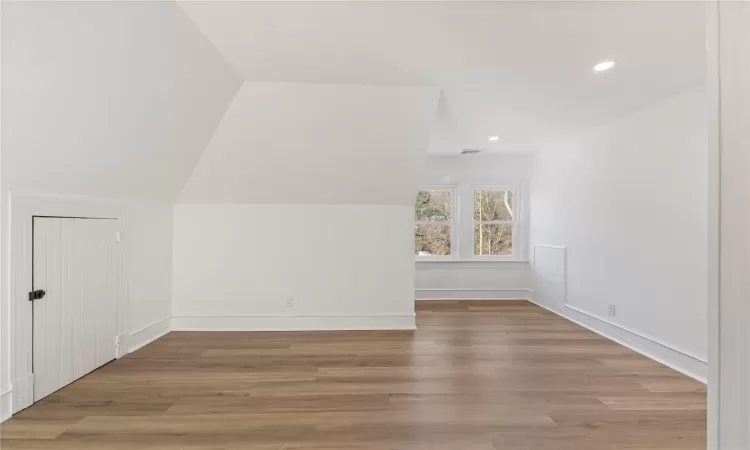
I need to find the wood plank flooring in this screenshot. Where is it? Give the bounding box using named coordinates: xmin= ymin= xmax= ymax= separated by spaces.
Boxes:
xmin=0 ymin=301 xmax=706 ymax=449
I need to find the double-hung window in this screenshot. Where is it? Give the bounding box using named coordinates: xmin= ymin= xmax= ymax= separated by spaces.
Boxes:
xmin=414 ymin=189 xmax=453 ymax=259
xmin=414 ymin=186 xmax=520 ymax=261
xmin=474 ymin=189 xmax=516 ymax=259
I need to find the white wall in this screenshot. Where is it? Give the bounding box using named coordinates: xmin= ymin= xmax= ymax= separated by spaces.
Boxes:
xmin=415 ymin=261 xmax=532 ymax=300
xmin=172 ymin=205 xmax=416 ymax=329
xmin=421 ymin=154 xmax=531 ymax=186
xmin=125 ymin=204 xmax=174 ymax=336
xmin=529 ymin=85 xmax=708 ymax=380
xmin=0 ymin=2 xmax=239 ymax=417
xmin=173 ymin=83 xmax=439 ymax=329
xmin=415 ymin=155 xmax=532 ymax=299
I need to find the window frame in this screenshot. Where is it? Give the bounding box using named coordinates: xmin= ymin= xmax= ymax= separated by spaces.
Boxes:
xmin=471 ymin=186 xmax=519 ymax=261
xmin=414 ymin=186 xmax=458 ymax=261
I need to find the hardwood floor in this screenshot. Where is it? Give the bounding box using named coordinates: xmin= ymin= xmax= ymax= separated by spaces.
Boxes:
xmin=0 ymin=301 xmax=706 ymax=449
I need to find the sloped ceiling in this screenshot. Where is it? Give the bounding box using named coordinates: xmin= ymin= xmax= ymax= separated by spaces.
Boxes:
xmin=2 ymin=1 xmax=243 ymax=202
xmin=178 ymin=83 xmax=440 ymax=205
xmin=179 ymin=1 xmax=706 ymax=154
xmin=2 ymin=1 xmax=706 ymax=205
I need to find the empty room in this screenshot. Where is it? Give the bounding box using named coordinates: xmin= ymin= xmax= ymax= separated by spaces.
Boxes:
xmin=1 ymin=1 xmax=749 ymax=449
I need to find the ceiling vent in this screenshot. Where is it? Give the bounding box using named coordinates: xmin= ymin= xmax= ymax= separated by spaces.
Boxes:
xmin=461 ymin=149 xmax=482 ymax=155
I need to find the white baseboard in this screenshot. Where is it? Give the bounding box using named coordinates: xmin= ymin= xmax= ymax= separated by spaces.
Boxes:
xmin=415 ymin=289 xmax=529 ymax=300
xmin=1 ymin=385 xmax=12 ymax=423
xmin=116 ymin=332 xmax=129 ymax=359
xmin=127 ymin=318 xmax=171 ymax=353
xmin=171 ymin=314 xmax=416 ymax=331
xmin=564 ymin=303 xmax=707 ymax=363
xmin=11 ymin=374 xmax=34 ymax=417
xmin=526 ymin=291 xmax=707 ymax=383
xmin=2 ymin=319 xmax=171 ymax=422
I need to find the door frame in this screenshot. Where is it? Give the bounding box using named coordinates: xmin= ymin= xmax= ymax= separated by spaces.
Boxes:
xmin=707 ymin=1 xmax=750 ymax=448
xmin=30 ymin=215 xmax=119 ymax=402
xmin=707 ymin=2 xmax=720 ymax=448
xmin=5 ymin=191 xmax=130 ymax=414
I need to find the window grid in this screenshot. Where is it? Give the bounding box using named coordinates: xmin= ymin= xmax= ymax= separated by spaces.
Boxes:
xmin=473 ymin=189 xmax=516 ymax=259
xmin=415 ymin=188 xmax=455 ymax=259
xmin=415 ymin=186 xmax=521 ymax=261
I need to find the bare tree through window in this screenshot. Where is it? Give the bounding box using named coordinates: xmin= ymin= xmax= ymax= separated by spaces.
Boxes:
xmin=474 ymin=190 xmax=513 ymax=256
xmin=415 ymin=190 xmax=452 ymax=256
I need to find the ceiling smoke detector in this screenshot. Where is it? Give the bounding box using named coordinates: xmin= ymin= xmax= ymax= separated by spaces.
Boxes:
xmin=461 ymin=149 xmax=482 ymax=155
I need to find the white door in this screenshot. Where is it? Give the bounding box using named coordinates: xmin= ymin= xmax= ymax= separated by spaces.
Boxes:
xmin=32 ymin=217 xmax=119 ymax=401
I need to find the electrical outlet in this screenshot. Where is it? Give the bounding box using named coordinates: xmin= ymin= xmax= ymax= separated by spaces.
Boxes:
xmin=608 ymin=304 xmax=617 ymax=317
xmin=286 ymin=297 xmax=294 ymax=308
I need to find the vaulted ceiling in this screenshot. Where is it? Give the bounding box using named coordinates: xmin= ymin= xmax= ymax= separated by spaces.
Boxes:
xmin=3 ymin=1 xmax=707 ymax=204
xmin=177 ymin=83 xmax=439 ymax=204
xmin=179 ymin=1 xmax=707 ymax=154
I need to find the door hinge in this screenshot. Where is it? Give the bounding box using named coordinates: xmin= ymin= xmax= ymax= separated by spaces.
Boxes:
xmin=28 ymin=290 xmax=46 ymax=301
xmin=116 ymin=231 xmax=121 ymax=243
xmin=115 ymin=335 xmax=120 ymax=347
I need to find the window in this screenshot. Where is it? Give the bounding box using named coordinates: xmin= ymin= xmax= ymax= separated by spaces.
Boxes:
xmin=414 ymin=186 xmax=521 ymax=261
xmin=415 ymin=189 xmax=453 ymax=258
xmin=474 ymin=189 xmax=515 ymax=258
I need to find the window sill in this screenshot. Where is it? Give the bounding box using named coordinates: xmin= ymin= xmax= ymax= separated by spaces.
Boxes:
xmin=415 ymin=259 xmax=529 ymax=264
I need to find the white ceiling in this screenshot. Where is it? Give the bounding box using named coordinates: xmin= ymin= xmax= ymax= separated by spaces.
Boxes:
xmin=179 ymin=1 xmax=707 ymax=154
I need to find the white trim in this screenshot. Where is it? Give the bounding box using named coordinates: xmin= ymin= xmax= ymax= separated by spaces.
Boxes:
xmin=532 ymin=244 xmax=568 ymax=275
xmin=171 ymin=314 xmax=416 ymax=331
xmin=6 ymin=191 xmax=130 ymax=415
xmin=530 ymin=243 xmax=706 ymax=379
xmin=470 ymin=254 xmax=517 ymax=262
xmin=415 ymin=184 xmax=527 ymax=262
xmin=472 ymin=187 xmax=520 ymax=261
xmin=1 ymin=385 xmax=12 ymax=422
xmin=416 ymin=260 xmax=529 ymax=268
xmin=415 ymin=186 xmax=458 ymax=261
xmin=10 ymin=374 xmax=33 ymax=417
xmin=712 ymin=3 xmax=750 ymax=446
xmin=532 ymin=244 xmax=568 ymax=250
xmin=414 ymin=255 xmax=453 ymax=262
xmin=418 ymin=185 xmax=459 ymax=192
xmin=531 ymin=244 xmax=568 ymax=303
xmin=564 ymin=303 xmax=706 ymax=363
xmin=415 ymin=288 xmax=529 ymax=300
xmin=533 ymin=243 xmax=705 ymax=363
xmin=705 ymin=1 xmax=720 ymax=447
xmin=526 ymin=291 xmax=707 ymax=383
xmin=115 ymin=332 xmax=128 ymax=359
xmin=127 ymin=317 xmax=171 ymax=354
xmin=0 ymin=0 xmax=3 ymax=424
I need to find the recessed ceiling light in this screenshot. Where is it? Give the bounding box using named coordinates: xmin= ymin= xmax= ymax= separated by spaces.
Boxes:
xmin=488 ymin=136 xmax=499 ymax=142
xmin=593 ymin=60 xmax=616 ymax=73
